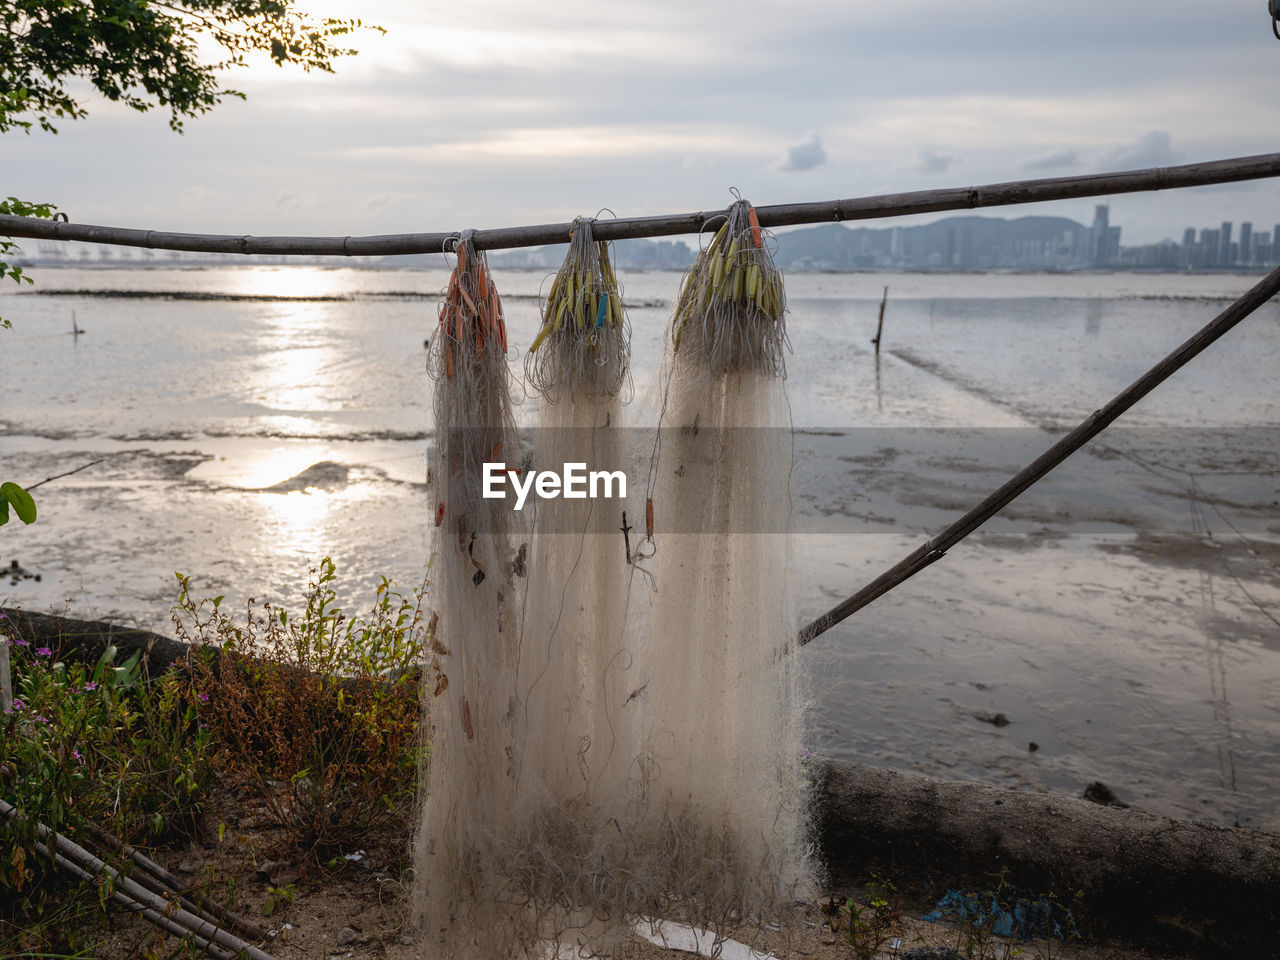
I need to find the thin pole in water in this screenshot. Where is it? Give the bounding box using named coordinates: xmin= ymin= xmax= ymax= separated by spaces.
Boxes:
xmin=871 ymin=285 xmax=888 ymax=355
xmin=797 ymin=261 xmax=1280 ymax=647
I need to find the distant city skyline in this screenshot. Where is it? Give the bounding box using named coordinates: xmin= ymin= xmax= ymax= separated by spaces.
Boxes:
xmin=14 ymin=203 xmax=1280 ymax=274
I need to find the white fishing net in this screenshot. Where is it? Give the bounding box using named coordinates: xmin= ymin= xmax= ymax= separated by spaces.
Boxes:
xmin=416 ymin=205 xmax=813 ymax=958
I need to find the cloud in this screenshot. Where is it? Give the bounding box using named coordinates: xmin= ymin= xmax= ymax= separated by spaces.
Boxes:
xmin=179 ymin=185 xmax=213 ymax=208
xmin=1023 ymin=148 xmax=1080 ymax=171
xmin=274 ymin=192 xmax=305 ymax=211
xmin=915 ymin=148 xmax=956 ymax=174
xmin=778 ymin=134 xmax=827 ymax=172
xmin=1098 ymin=130 xmax=1181 ymax=170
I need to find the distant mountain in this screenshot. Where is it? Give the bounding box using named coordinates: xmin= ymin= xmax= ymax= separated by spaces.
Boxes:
xmin=381 ymin=214 xmax=1097 ymax=273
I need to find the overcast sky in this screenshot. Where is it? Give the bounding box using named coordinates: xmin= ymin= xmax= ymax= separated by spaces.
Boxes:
xmin=5 ymin=0 xmax=1280 ymax=246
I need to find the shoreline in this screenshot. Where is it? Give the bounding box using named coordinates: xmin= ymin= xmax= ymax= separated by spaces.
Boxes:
xmin=5 ymin=606 xmax=1278 ymax=957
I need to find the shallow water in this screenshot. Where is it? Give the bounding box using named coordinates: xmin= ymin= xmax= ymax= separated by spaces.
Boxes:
xmin=2 ymin=264 xmax=1277 ymax=831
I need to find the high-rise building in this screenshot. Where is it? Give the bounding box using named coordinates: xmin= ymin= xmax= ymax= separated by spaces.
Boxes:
xmin=1219 ymin=222 xmax=1233 ymax=265
xmin=1240 ymin=222 xmax=1253 ymax=265
xmin=1090 ymin=205 xmax=1119 ymax=266
xmin=1182 ymin=227 xmax=1197 ymax=267
xmin=1201 ymin=228 xmax=1220 ymax=267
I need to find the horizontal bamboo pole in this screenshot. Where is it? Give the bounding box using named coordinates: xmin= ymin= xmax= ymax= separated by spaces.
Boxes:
xmin=797 ymin=259 xmax=1280 ymax=646
xmin=2 ymin=153 xmax=1280 ymax=257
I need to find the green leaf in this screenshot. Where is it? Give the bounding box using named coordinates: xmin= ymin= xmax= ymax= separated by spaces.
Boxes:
xmin=0 ymin=482 xmax=36 ymax=524
xmin=93 ymin=644 xmax=118 ymax=683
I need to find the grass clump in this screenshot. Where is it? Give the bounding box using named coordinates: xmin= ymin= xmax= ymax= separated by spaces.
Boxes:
xmin=175 ymin=557 xmax=429 ymax=864
xmin=825 ymin=876 xmax=902 ymax=960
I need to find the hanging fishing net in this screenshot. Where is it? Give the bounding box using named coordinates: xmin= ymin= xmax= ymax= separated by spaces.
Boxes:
xmin=415 ymin=231 xmax=531 ymax=957
xmin=628 ymin=195 xmax=813 ymax=941
xmin=416 ymin=204 xmax=813 ymax=958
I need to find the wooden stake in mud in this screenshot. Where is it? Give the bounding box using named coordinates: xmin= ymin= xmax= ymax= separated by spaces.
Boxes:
xmin=871 ymin=285 xmax=888 ymax=355
xmin=0 ymin=639 xmax=10 ymax=714
xmin=797 ymin=261 xmax=1280 ymax=646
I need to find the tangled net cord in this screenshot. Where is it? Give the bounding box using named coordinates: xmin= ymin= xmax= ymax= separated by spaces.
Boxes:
xmin=633 ymin=193 xmax=795 ymax=573
xmin=427 ymin=228 xmax=524 ymax=529
xmin=524 ymin=215 xmax=633 ymax=402
xmin=670 ymin=195 xmax=791 ymax=379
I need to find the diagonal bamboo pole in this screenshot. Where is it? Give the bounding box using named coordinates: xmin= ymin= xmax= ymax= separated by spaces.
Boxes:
xmin=1 ymin=153 xmax=1279 ymax=256
xmin=89 ymin=823 xmax=268 ymax=943
xmin=0 ymin=799 xmax=276 ymax=960
xmin=797 ymin=261 xmax=1280 ymax=646
xmin=36 ymin=840 xmax=241 ymax=960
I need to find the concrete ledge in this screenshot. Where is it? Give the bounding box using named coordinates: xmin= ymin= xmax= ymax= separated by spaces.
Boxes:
xmin=815 ymin=759 xmax=1280 ymax=958
xmin=0 ymin=607 xmax=186 ymax=672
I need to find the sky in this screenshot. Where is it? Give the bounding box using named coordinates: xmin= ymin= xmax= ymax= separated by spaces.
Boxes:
xmin=4 ymin=0 xmax=1280 ymax=247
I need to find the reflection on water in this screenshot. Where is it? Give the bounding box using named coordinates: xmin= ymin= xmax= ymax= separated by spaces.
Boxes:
xmin=233 ymin=266 xmax=349 ymax=301
xmin=1085 ymin=299 xmax=1102 ymax=336
xmin=253 ymin=488 xmax=339 ymax=567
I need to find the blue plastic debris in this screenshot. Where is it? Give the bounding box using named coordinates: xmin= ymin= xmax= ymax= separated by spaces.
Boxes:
xmin=922 ymin=887 xmax=1078 ymax=941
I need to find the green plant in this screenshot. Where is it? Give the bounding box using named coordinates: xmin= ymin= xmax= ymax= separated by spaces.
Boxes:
xmin=261 ymin=882 xmax=296 ymax=918
xmin=175 ymin=558 xmax=430 ymax=863
xmin=0 ymin=637 xmax=211 ymax=952
xmin=832 ymin=877 xmax=901 ymax=960
xmin=0 ymin=197 xmax=56 ymax=325
xmin=0 ymin=4 xmax=380 ymax=136
xmin=0 ymin=481 xmax=36 ymax=527
xmin=1 ymin=196 xmax=56 ymax=539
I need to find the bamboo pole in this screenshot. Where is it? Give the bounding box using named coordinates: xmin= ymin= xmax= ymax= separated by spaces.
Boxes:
xmin=797 ymin=260 xmax=1280 ymax=646
xmin=0 ymin=799 xmax=275 ymax=960
xmin=89 ymin=823 xmax=268 ymax=943
xmin=2 ymin=153 xmax=1279 ymax=257
xmin=35 ymin=841 xmax=241 ymax=960
xmin=0 ymin=637 xmax=10 ymax=714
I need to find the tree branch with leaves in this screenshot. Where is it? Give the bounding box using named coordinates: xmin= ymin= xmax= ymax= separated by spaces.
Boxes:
xmin=1 ymin=0 xmax=382 ymax=539
xmin=0 ymin=0 xmax=382 ymax=134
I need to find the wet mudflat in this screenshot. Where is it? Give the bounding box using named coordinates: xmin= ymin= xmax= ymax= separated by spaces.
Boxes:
xmin=2 ymin=265 xmax=1276 ymax=831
